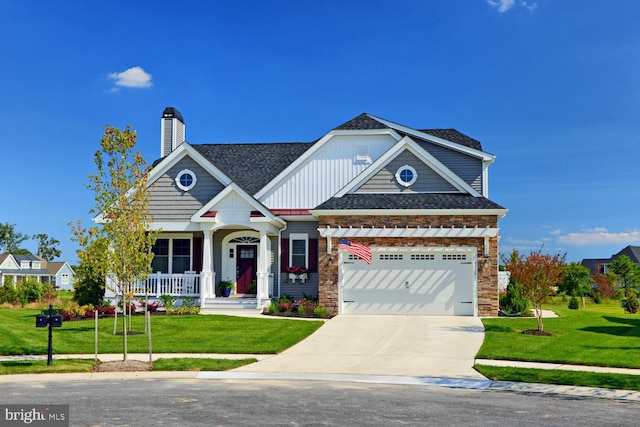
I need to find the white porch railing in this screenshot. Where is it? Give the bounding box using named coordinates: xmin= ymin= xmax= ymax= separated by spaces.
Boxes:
xmin=129 ymin=273 xmax=201 ymax=297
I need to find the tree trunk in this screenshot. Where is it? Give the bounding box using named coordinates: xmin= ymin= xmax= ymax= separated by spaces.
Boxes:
xmin=535 ymin=304 xmax=544 ymax=332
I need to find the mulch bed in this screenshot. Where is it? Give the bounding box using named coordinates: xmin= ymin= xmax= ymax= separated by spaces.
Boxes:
xmin=92 ymin=360 xmax=152 ymax=372
xmin=521 ymin=329 xmax=553 ymax=336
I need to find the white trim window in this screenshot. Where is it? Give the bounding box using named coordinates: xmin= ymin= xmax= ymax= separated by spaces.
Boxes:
xmin=175 ymin=169 xmax=197 ymax=191
xmin=289 ymin=233 xmax=308 ymax=269
xmin=151 ymin=236 xmax=192 ymax=273
xmin=395 ymin=164 xmax=417 ymax=187
xmin=61 ymin=273 xmax=70 ymax=285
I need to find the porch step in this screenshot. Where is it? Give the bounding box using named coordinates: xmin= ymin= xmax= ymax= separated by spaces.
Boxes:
xmin=200 ymin=297 xmax=268 ymax=315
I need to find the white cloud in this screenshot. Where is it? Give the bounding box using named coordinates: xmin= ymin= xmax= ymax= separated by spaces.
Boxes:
xmin=487 ymin=0 xmax=515 ymax=12
xmin=487 ymin=0 xmax=537 ymax=13
xmin=109 ymin=66 xmax=153 ymax=90
xmin=557 ymin=228 xmax=640 ymax=246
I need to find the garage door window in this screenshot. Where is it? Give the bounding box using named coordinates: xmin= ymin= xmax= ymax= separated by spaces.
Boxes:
xmin=411 ymin=254 xmax=435 ymax=260
xmin=379 ymin=254 xmax=403 ymax=260
xmin=443 ymin=254 xmax=467 ymax=261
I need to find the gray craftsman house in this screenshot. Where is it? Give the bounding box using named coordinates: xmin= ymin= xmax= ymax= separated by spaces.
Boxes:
xmin=109 ymin=107 xmax=507 ymax=317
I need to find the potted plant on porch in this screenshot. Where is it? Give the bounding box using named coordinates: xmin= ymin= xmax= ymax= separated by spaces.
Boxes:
xmin=217 ymin=279 xmax=235 ymax=297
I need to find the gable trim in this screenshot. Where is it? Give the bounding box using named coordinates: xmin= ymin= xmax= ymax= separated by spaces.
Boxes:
xmin=191 ymin=183 xmax=285 ymax=226
xmin=368 ymin=114 xmax=495 ymax=163
xmin=253 ymin=129 xmax=403 ymax=199
xmin=147 ymin=142 xmax=232 ymax=189
xmin=336 ymin=136 xmax=481 ymax=197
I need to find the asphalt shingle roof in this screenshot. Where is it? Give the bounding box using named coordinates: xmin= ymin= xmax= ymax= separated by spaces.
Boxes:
xmin=192 ymin=142 xmax=313 ymax=195
xmin=314 ymin=193 xmax=505 ymax=211
xmin=334 ymin=113 xmax=483 ymax=150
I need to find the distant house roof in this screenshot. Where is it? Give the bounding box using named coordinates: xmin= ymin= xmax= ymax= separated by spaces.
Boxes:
xmin=581 ymin=245 xmax=640 ymax=275
xmin=613 ymin=245 xmax=640 ymax=264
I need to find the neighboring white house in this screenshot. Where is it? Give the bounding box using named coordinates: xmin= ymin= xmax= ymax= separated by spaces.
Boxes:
xmin=105 ymin=107 xmax=508 ymax=317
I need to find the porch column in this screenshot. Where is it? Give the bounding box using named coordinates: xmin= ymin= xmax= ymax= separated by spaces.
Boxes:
xmin=257 ymin=230 xmax=270 ymax=310
xmin=201 ymin=229 xmax=215 ymax=300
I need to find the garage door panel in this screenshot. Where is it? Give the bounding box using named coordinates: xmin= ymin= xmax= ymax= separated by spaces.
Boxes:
xmin=342 ymin=250 xmax=475 ymax=315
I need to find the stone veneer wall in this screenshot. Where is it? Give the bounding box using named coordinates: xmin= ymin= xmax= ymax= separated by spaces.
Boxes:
xmin=318 ymin=215 xmax=500 ymax=317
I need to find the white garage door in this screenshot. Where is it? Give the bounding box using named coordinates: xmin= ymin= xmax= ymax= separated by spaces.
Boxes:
xmin=341 ymin=249 xmax=476 ymax=316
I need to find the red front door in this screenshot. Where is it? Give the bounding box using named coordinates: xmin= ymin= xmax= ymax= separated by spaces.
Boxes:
xmin=236 ymin=245 xmax=257 ymax=294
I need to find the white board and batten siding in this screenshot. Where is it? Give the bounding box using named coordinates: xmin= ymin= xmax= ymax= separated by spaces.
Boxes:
xmin=340 ymin=248 xmax=477 ymax=316
xmin=259 ymin=133 xmax=396 ymax=209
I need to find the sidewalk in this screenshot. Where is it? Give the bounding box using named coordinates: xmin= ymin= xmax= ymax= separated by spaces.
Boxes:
xmin=475 ymin=358 xmax=640 ymax=376
xmin=1 ymin=354 xmax=640 ymax=402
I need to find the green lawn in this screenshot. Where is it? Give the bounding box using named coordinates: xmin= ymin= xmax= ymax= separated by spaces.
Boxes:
xmin=474 ymin=365 xmax=640 ymax=392
xmin=0 ymin=308 xmax=323 ymax=356
xmin=478 ymin=300 xmax=640 ymax=369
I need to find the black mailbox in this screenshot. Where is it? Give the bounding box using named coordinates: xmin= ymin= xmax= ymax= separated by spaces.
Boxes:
xmin=50 ymin=314 xmax=63 ymax=328
xmin=36 ymin=314 xmax=48 ymax=328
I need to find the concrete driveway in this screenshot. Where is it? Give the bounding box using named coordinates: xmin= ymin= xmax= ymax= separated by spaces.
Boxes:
xmin=234 ymin=315 xmax=486 ymax=379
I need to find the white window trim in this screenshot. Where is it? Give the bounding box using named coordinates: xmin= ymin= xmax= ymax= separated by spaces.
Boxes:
xmin=61 ymin=273 xmax=70 ymax=285
xmin=395 ymin=164 xmax=417 ymax=187
xmin=175 ymin=169 xmax=197 ymax=191
xmin=152 ymin=234 xmax=193 ymax=274
xmin=289 ymin=233 xmax=309 ymax=269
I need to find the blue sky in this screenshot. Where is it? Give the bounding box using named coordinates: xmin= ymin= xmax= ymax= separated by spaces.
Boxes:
xmin=2 ymin=0 xmax=639 ymax=265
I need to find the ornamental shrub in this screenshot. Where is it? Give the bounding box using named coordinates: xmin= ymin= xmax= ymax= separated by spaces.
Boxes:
xmin=499 ymin=278 xmax=529 ymax=315
xmin=625 ymin=290 xmax=639 ymax=314
xmin=568 ymin=295 xmax=580 ymax=310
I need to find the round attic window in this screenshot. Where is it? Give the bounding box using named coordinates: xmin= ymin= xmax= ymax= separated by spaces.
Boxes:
xmin=395 ymin=165 xmax=417 ymax=187
xmin=176 ymin=169 xmax=197 ymax=191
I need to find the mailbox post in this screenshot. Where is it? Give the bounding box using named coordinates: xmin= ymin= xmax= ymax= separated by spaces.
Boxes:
xmin=35 ymin=303 xmax=63 ymax=365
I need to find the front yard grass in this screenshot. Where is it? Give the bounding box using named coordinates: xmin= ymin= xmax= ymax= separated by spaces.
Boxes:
xmin=477 ymin=300 xmax=640 ymax=369
xmin=0 ymin=308 xmax=323 ymax=356
xmin=474 ymin=364 xmax=640 ymax=392
xmin=0 ymin=358 xmax=257 ymax=375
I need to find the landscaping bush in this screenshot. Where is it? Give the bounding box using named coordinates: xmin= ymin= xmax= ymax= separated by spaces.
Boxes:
xmin=159 ymin=294 xmax=176 ymax=310
xmin=0 ymin=281 xmax=19 ymax=305
xmin=499 ymin=278 xmax=529 ymax=315
xmin=624 ymin=290 xmax=639 ymax=314
xmin=568 ymin=295 xmax=580 ymax=310
xmin=16 ymin=278 xmax=44 ymax=305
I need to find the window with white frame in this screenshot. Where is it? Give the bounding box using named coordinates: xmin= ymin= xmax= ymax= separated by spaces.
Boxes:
xmin=151 ymin=237 xmax=192 ymax=274
xmin=289 ymin=233 xmax=308 ymax=268
xmin=61 ymin=273 xmax=69 ymax=285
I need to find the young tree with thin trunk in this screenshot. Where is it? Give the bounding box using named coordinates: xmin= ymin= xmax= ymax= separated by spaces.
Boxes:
xmin=501 ymin=247 xmax=566 ymax=333
xmin=70 ymin=125 xmax=158 ymax=361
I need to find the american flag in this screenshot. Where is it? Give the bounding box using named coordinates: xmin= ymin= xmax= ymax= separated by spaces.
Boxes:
xmin=338 ymin=239 xmax=372 ymax=264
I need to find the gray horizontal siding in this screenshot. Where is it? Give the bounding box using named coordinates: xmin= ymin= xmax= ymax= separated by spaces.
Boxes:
xmin=149 ymin=157 xmax=225 ymax=222
xmin=356 ymin=150 xmax=458 ymax=193
xmin=416 ymin=140 xmax=483 ymax=192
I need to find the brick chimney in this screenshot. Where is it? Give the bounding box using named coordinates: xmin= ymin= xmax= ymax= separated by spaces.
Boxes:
xmin=161 ymin=107 xmax=185 ymax=157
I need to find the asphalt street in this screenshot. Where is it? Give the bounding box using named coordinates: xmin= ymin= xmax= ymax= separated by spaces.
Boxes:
xmin=3 ymin=378 xmax=639 ymax=426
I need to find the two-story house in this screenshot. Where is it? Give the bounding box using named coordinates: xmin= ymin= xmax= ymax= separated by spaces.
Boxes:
xmin=115 ymin=108 xmax=507 ymax=317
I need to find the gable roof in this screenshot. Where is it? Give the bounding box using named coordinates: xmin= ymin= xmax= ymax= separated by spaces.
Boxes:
xmin=613 ymin=245 xmax=640 ymax=263
xmin=191 ymin=143 xmax=313 ymax=195
xmin=335 ymin=113 xmax=483 ymax=151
